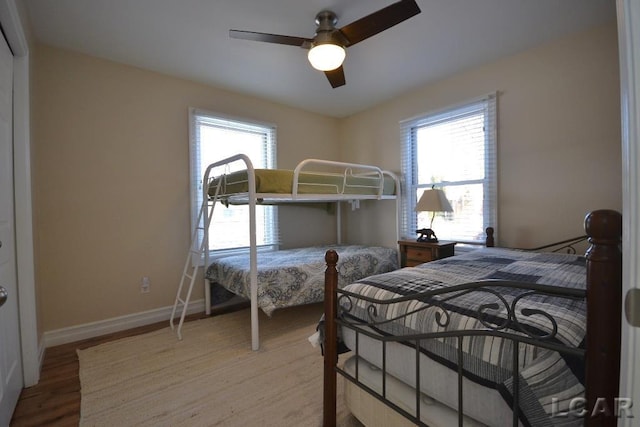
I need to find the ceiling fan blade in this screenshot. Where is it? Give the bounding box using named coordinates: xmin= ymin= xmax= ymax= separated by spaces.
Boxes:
xmin=229 ymin=29 xmax=312 ymax=47
xmin=338 ymin=0 xmax=421 ymax=47
xmin=325 ymin=67 xmax=346 ymax=88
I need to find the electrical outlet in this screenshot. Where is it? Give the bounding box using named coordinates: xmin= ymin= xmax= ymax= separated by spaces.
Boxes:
xmin=141 ymin=276 xmax=150 ymax=293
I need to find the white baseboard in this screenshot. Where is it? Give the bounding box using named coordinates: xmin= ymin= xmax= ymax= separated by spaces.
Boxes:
xmin=42 ymin=299 xmax=206 ymax=348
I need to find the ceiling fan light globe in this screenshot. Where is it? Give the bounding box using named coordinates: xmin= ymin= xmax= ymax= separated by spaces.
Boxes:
xmin=307 ymin=43 xmax=345 ymax=71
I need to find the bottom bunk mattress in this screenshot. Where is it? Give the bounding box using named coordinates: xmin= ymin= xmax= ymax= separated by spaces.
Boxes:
xmin=206 ymin=245 xmax=398 ymax=315
xmin=338 ymin=247 xmax=587 ymax=426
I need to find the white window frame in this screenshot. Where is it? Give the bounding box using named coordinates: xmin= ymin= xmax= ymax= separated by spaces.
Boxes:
xmin=400 ymin=94 xmax=497 ymax=244
xmin=189 ymin=108 xmax=278 ymax=261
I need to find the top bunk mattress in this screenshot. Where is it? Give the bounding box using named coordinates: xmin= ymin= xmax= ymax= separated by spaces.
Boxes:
xmin=208 ymin=169 xmax=397 ymax=199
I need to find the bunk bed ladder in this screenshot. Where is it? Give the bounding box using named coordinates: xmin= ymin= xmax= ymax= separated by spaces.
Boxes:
xmin=170 ymin=179 xmax=221 ymax=339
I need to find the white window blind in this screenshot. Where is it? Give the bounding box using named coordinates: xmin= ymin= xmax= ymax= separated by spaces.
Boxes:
xmin=400 ymin=94 xmax=497 ymax=244
xmin=189 ymin=108 xmax=279 ymax=257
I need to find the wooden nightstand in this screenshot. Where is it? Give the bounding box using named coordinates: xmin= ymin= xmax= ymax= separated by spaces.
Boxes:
xmin=398 ymin=240 xmax=456 ymax=267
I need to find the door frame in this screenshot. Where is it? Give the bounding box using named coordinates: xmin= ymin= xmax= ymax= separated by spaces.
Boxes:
xmin=617 ymin=0 xmax=640 ymax=423
xmin=0 ymin=0 xmax=40 ymax=386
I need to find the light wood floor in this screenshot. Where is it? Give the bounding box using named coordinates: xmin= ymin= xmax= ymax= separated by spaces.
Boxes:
xmin=10 ymin=313 xmax=207 ymax=427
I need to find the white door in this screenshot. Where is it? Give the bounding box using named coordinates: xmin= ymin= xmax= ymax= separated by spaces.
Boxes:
xmin=0 ymin=30 xmax=23 ymax=425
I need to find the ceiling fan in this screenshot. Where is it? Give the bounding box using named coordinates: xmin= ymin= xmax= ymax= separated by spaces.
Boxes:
xmin=229 ymin=0 xmax=421 ymax=88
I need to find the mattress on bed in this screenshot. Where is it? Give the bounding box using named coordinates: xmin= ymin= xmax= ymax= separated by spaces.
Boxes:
xmin=208 ymin=169 xmax=396 ymax=197
xmin=342 ymin=354 xmax=489 ymax=427
xmin=339 ymin=247 xmax=586 ymax=427
xmin=206 ymin=245 xmax=398 ymax=316
xmin=341 ymin=330 xmax=522 ymax=427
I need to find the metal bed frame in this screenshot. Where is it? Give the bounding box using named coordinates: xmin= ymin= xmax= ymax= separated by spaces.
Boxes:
xmin=171 ymin=154 xmax=401 ymax=350
xmin=322 ymin=209 xmax=622 ymax=426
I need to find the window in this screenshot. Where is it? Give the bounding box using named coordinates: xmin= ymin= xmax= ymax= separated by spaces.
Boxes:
xmin=189 ymin=109 xmax=278 ymax=257
xmin=400 ymin=94 xmax=497 ymax=244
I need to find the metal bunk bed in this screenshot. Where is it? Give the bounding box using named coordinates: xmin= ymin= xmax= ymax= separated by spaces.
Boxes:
xmin=171 ymin=154 xmax=401 ymax=350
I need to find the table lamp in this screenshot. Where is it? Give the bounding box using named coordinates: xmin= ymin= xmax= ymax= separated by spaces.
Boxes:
xmin=415 ymin=186 xmax=453 ymax=242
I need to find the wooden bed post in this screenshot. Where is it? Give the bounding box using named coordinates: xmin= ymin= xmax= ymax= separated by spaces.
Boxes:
xmin=584 ymin=209 xmax=622 ymax=426
xmin=323 ymin=250 xmax=339 ymax=427
xmin=486 ymin=227 xmax=495 ymax=247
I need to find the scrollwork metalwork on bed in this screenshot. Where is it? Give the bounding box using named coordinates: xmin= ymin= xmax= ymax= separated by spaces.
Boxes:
xmin=336 ymin=248 xmax=587 ymax=426
xmin=321 ymin=210 xmax=623 ymax=427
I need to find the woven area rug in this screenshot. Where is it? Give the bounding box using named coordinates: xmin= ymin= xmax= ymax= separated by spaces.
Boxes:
xmin=78 ymin=304 xmax=360 ymax=427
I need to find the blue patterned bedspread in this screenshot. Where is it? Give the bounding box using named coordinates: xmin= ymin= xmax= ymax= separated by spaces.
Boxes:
xmin=341 ymin=247 xmax=587 ymax=426
xmin=206 ymin=245 xmax=398 ymax=315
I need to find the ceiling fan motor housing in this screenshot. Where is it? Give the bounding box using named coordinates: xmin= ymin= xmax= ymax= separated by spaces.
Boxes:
xmin=308 ymin=9 xmax=346 ymax=72
xmin=313 ymin=11 xmax=343 ymax=46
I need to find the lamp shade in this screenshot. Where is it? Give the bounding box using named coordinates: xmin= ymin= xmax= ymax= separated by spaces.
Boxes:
xmin=307 ymin=43 xmax=345 ymax=71
xmin=415 ymin=188 xmax=453 ymax=213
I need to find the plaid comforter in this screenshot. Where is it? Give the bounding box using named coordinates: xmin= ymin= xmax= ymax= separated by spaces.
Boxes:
xmin=341 ymin=247 xmax=587 ymax=426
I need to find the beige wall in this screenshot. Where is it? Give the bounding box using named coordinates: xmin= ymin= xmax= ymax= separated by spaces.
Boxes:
xmin=32 ymin=45 xmax=340 ymax=331
xmin=33 ymin=21 xmax=622 ymax=334
xmin=341 ymin=22 xmax=621 ymax=250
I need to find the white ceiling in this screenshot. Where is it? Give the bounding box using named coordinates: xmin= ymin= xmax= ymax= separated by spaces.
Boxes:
xmin=24 ymin=0 xmax=616 ymax=118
